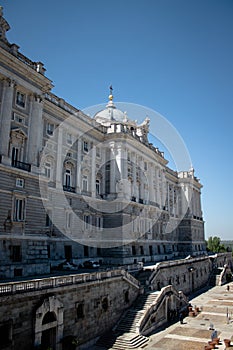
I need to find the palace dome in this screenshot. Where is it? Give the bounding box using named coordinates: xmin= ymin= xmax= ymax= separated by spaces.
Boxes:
xmin=94 ymin=94 xmax=127 ymax=125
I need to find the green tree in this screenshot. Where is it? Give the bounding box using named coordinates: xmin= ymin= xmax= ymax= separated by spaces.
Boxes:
xmin=206 ymin=236 xmax=226 ymax=253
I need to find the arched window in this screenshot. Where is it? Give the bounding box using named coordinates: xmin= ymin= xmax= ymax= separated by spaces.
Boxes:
xmin=63 ymin=161 xmax=75 ymax=192
xmin=96 ymin=179 xmax=100 ymax=195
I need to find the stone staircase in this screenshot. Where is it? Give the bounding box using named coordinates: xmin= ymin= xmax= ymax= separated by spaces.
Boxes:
xmin=95 ymin=269 xmax=158 ymax=349
xmin=209 ymin=268 xmax=222 ymax=286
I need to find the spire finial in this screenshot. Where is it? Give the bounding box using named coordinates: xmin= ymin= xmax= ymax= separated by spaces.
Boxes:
xmin=109 ymin=85 xmax=113 ymax=101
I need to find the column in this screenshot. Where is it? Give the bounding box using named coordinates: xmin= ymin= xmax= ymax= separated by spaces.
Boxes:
xmin=0 ymin=79 xmax=15 ymax=157
xmin=27 ymin=94 xmax=44 ymax=165
xmin=76 ymin=138 xmax=82 ymax=193
xmin=56 ymin=127 xmax=63 ymax=189
xmin=91 ymin=145 xmax=96 ymax=197
xmin=109 ymin=142 xmax=116 ymax=196
xmin=148 ymin=163 xmax=154 ymax=203
xmin=132 ymin=153 xmax=137 ymax=199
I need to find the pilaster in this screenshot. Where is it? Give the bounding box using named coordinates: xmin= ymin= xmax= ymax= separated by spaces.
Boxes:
xmin=0 ymin=79 xmax=15 ymax=157
xmin=56 ymin=127 xmax=63 ymax=189
xmin=91 ymin=145 xmax=96 ymax=197
xmin=27 ymin=94 xmax=44 ymax=166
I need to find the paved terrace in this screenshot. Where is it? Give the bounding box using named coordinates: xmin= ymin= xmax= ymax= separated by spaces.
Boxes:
xmin=144 ymin=282 xmax=233 ymax=350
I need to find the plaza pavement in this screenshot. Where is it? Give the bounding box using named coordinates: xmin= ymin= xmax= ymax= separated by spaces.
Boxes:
xmin=144 ymin=282 xmax=233 ymax=350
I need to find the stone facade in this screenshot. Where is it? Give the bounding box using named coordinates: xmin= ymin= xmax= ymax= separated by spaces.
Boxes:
xmin=0 ymin=254 xmax=232 ymax=350
xmin=0 ymin=9 xmax=206 ymax=279
xmin=0 ymin=270 xmax=140 ymax=350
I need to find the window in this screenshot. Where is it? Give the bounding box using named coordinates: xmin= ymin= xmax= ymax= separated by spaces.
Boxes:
xmin=76 ymin=303 xmax=84 ymax=319
xmin=11 ymin=245 xmax=21 ymax=262
xmin=16 ymin=178 xmax=24 ymax=188
xmin=96 ymin=147 xmax=100 ymax=158
xmin=12 ymin=113 xmax=25 ymax=124
xmin=96 ymin=179 xmax=100 ymax=195
xmin=16 ymin=91 xmax=26 ymax=108
xmin=83 ymin=215 xmax=90 ymax=230
xmin=47 ymin=122 xmax=54 ymax=136
xmin=47 ymin=245 xmax=51 ymax=258
xmin=96 ymin=217 xmax=102 ymax=230
xmin=45 ymin=213 xmax=52 ymax=227
xmin=11 ymin=146 xmax=19 ymax=165
xmin=132 ymin=246 xmax=136 ymax=256
xmin=44 ymin=162 xmax=51 ymax=179
xmin=64 ymin=169 xmax=71 ymax=187
xmin=84 ymin=245 xmax=89 ymax=257
xmin=82 ymin=175 xmax=88 ymax=191
xmin=64 ymin=245 xmax=72 ymax=261
xmin=14 ymin=198 xmax=25 ymax=221
xmin=83 ymin=140 xmax=89 ymax=152
xmin=66 ymin=132 xmax=72 ymax=145
xmin=144 ymin=162 xmax=147 ymax=170
xmin=66 ymin=212 xmax=72 ymax=229
xmin=102 ymin=297 xmax=108 ymax=312
xmin=149 ymin=245 xmax=153 ymax=256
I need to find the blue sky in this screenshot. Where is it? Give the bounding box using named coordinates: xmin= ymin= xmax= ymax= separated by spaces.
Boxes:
xmin=2 ymin=0 xmax=233 ymax=240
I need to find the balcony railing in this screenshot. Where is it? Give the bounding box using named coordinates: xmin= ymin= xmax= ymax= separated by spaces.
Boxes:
xmin=63 ymin=185 xmax=76 ymax=193
xmin=12 ymin=160 xmax=31 ymax=172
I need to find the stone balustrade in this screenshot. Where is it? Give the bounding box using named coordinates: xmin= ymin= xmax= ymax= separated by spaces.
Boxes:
xmin=0 ymin=268 xmax=140 ymax=295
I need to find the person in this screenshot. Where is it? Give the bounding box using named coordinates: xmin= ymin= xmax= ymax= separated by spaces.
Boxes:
xmin=179 ymin=311 xmax=184 ymax=324
xmin=211 ymin=329 xmax=217 ymax=341
xmin=227 ymin=285 xmax=230 ymax=291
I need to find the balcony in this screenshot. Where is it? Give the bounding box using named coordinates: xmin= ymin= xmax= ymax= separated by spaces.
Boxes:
xmin=12 ymin=160 xmax=31 ymax=172
xmin=63 ymin=185 xmax=76 ymax=193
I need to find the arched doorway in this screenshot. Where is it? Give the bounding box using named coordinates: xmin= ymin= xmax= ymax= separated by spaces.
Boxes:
xmin=34 ymin=296 xmax=64 ymax=350
xmin=41 ymin=312 xmax=57 ymax=350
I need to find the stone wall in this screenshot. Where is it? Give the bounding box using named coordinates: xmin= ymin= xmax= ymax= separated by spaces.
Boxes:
xmin=0 ymin=270 xmax=140 ymax=350
xmin=149 ymin=253 xmax=232 ymax=294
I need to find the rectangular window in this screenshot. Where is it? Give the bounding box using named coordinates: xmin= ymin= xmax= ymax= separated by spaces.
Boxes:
xmin=11 ymin=147 xmax=19 ymax=164
xmin=66 ymin=133 xmax=73 ymax=145
xmin=96 ymin=179 xmax=100 ymax=195
xmin=46 ymin=213 xmax=52 ymax=227
xmin=66 ymin=212 xmax=72 ymax=228
xmin=76 ymin=303 xmax=84 ymax=319
xmin=83 ymin=215 xmax=90 ymax=230
xmin=83 ymin=140 xmax=89 ymax=152
xmin=96 ymin=147 xmax=100 ymax=158
xmin=84 ymin=245 xmax=89 ymax=257
xmin=82 ymin=176 xmax=88 ymax=191
xmin=96 ymin=217 xmax=102 ymax=230
xmin=44 ymin=162 xmax=51 ymax=178
xmin=64 ymin=245 xmax=72 ymax=261
xmin=11 ymin=245 xmax=22 ymax=262
xmin=16 ymin=91 xmax=26 ymax=108
xmin=12 ymin=113 xmax=25 ymax=124
xmin=47 ymin=122 xmax=54 ymax=136
xmin=47 ymin=245 xmax=51 ymax=259
xmin=132 ymin=246 xmax=136 ymax=256
xmin=14 ymin=198 xmax=25 ymax=221
xmin=16 ymin=178 xmax=24 ymax=188
xmin=149 ymin=245 xmax=153 ymax=256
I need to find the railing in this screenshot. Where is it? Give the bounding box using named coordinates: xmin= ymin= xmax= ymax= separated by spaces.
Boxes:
xmin=12 ymin=160 xmax=31 ymax=172
xmin=63 ymin=185 xmax=76 ymax=193
xmin=138 ymin=285 xmax=188 ymax=335
xmin=0 ymin=269 xmax=140 ymax=296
